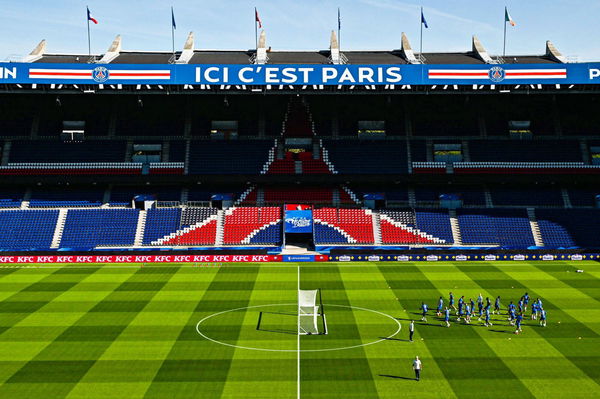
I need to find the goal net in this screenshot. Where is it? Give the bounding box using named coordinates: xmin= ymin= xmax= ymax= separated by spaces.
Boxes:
xmin=298 ymin=289 xmax=327 ymax=335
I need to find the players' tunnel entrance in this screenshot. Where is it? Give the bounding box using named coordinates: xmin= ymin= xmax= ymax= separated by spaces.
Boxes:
xmin=284 ymin=204 xmax=314 ymax=248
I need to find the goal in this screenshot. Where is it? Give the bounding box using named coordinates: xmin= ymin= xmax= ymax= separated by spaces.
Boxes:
xmin=298 ymin=289 xmax=327 ymax=335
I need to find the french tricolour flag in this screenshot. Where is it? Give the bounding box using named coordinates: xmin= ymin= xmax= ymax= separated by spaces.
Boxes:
xmin=87 ymin=7 xmax=98 ymax=24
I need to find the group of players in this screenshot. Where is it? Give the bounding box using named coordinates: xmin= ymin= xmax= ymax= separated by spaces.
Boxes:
xmin=419 ymin=292 xmax=547 ymax=334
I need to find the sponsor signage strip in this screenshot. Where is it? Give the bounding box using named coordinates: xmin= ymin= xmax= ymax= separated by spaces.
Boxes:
xmin=0 ymin=253 xmax=589 ymax=264
xmin=1 ymin=63 xmax=600 ymax=85
xmin=0 ymin=255 xmax=284 ymax=264
xmin=329 ymin=253 xmax=594 ymax=262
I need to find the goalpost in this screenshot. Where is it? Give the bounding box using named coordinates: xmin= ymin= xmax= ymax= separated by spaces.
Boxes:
xmin=298 ymin=289 xmax=327 ymax=335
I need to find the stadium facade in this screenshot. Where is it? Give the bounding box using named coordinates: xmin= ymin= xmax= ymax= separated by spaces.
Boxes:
xmin=1 ymin=31 xmax=600 ymax=258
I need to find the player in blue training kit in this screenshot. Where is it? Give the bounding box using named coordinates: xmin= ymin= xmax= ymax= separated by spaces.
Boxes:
xmin=477 ymin=302 xmax=484 ymax=321
xmin=469 ymin=298 xmax=475 ymax=317
xmin=523 ymin=292 xmax=530 ymax=311
xmin=436 ymin=297 xmax=444 ymax=317
xmin=515 ymin=313 xmax=523 ymax=334
xmin=508 ymin=306 xmax=516 ymax=325
xmin=421 ymin=302 xmax=428 ymax=322
xmin=539 ymin=308 xmax=547 ymax=327
xmin=449 ymin=292 xmax=456 ymax=311
xmin=484 ymin=308 xmax=492 ymax=327
xmin=508 ymin=301 xmax=516 ymax=324
xmin=456 ymin=295 xmax=465 ymax=321
xmin=518 ymin=298 xmax=524 ymax=314
xmin=477 ymin=293 xmax=483 ymax=308
xmin=465 ymin=304 xmax=471 ymax=324
xmin=530 ymin=301 xmax=538 ymax=320
xmin=494 ymin=296 xmax=501 ymax=314
xmin=444 ymin=307 xmax=451 ymax=327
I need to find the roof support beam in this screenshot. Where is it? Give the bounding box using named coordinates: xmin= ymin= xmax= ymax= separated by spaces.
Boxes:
xmin=546 ymin=40 xmax=566 ymax=63
xmin=472 ymin=35 xmax=494 ymax=63
xmin=23 ymin=40 xmax=46 ymax=63
xmin=98 ymin=35 xmax=122 ymax=64
xmin=329 ymin=30 xmax=346 ymax=64
xmin=401 ymin=32 xmax=419 ymax=64
xmin=176 ymin=32 xmax=195 ymax=64
xmin=254 ymin=31 xmax=268 ymax=64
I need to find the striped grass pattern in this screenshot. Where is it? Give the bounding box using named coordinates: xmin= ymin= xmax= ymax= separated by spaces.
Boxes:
xmin=0 ymin=261 xmax=599 ymax=398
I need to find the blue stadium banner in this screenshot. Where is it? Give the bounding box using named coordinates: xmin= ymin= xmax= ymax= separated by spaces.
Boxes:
xmin=285 ymin=209 xmax=313 ymax=233
xmin=1 ymin=62 xmax=600 ymax=85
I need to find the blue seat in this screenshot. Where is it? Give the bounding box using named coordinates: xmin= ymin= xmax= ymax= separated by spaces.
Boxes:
xmin=0 ymin=210 xmax=59 ymax=250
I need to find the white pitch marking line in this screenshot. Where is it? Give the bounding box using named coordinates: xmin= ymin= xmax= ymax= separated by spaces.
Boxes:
xmin=195 ymin=303 xmax=402 ymax=352
xmin=297 ymin=264 xmax=301 ymax=399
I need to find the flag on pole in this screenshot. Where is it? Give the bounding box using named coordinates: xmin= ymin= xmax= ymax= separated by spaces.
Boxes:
xmin=87 ymin=7 xmax=98 ymax=24
xmin=421 ymin=8 xmax=428 ymax=28
xmin=255 ymin=8 xmax=262 ymax=29
xmin=505 ymin=7 xmax=516 ymax=26
xmin=171 ymin=7 xmax=176 ymax=30
xmin=338 ymin=7 xmax=341 ymax=30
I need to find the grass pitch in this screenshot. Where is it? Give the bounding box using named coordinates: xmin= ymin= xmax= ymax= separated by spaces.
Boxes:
xmin=0 ymin=261 xmax=599 ymax=398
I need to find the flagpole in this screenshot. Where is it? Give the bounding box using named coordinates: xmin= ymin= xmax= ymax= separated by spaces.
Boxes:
xmin=420 ymin=7 xmax=423 ymax=58
xmin=254 ymin=7 xmax=258 ymax=51
xmin=503 ymin=7 xmax=507 ymax=57
xmin=171 ymin=7 xmax=175 ymax=59
xmin=337 ymin=7 xmax=341 ymax=50
xmin=87 ymin=6 xmax=91 ymax=57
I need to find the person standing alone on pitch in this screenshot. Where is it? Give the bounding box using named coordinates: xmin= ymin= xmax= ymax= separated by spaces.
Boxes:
xmin=409 ymin=320 xmax=415 ymax=342
xmin=413 ymin=356 xmax=422 ymax=381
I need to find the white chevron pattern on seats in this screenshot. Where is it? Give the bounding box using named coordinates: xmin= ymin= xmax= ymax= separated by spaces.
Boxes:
xmin=241 ymin=219 xmax=282 ymax=244
xmin=151 ymin=215 xmax=218 ymax=245
xmin=379 ymin=214 xmax=446 ymax=243
xmin=313 ymin=219 xmax=357 ymax=243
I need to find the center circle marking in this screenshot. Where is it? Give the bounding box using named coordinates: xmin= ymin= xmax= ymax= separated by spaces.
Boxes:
xmin=195 ymin=303 xmax=402 ymax=352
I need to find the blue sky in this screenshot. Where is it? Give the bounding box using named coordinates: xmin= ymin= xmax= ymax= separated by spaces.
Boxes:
xmin=0 ymin=0 xmax=598 ymax=61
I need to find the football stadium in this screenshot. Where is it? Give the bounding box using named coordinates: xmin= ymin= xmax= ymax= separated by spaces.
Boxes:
xmin=1 ymin=2 xmax=600 ymax=398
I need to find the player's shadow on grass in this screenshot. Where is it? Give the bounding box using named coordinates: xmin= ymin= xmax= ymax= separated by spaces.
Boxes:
xmin=379 ymin=374 xmax=417 ymax=381
xmin=420 ymin=323 xmax=447 ymax=328
xmin=489 ymin=329 xmax=512 ymax=334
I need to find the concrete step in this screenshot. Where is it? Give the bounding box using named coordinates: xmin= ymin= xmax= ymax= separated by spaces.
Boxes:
xmin=215 ymin=210 xmax=225 ymax=246
xmin=50 ymin=209 xmax=69 ymax=249
xmin=527 ymin=208 xmax=545 ymax=247
xmin=133 ymin=210 xmax=147 ymax=246
xmin=448 ymin=209 xmax=462 ymax=245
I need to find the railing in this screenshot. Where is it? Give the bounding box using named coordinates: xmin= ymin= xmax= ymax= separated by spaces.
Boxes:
xmin=155 ymin=201 xmax=181 ymax=208
xmin=184 ymin=201 xmax=213 ymax=208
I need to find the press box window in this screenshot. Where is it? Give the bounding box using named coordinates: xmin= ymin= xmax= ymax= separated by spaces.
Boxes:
xmin=357 ymin=121 xmax=386 ymax=138
xmin=508 ymin=120 xmax=532 ymax=139
xmin=211 ymin=121 xmax=238 ymax=140
xmin=433 ymin=144 xmax=463 ymax=162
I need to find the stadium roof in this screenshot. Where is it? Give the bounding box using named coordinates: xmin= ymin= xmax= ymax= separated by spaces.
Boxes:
xmin=25 ymin=31 xmax=566 ymax=65
xmin=32 ymin=50 xmax=560 ymax=65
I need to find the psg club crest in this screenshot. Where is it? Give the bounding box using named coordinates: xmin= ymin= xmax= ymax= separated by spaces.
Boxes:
xmin=488 ymin=66 xmax=505 ymax=82
xmin=92 ymin=66 xmax=109 ymax=83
